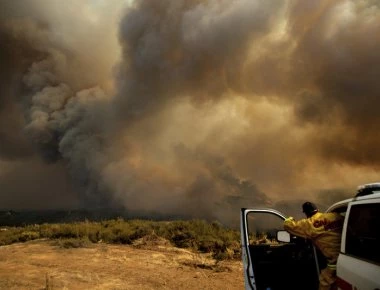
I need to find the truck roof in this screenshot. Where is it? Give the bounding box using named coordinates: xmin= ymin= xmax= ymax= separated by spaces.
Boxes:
xmin=326 ymin=191 xmax=380 ymax=212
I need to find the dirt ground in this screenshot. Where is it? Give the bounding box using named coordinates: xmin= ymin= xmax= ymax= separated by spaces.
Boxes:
xmin=0 ymin=239 xmax=244 ymax=290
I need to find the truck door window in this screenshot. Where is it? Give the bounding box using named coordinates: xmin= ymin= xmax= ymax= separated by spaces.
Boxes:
xmin=345 ymin=203 xmax=380 ymax=265
xmin=246 ymin=212 xmax=284 ymax=245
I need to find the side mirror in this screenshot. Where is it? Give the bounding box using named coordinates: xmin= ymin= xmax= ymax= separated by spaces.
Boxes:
xmin=277 ymin=230 xmax=291 ymax=243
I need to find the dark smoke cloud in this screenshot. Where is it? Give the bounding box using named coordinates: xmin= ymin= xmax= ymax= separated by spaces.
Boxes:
xmin=0 ymin=0 xmax=379 ymax=225
xmin=174 ymin=144 xmax=271 ymax=223
xmin=0 ymin=158 xmax=78 ymax=210
xmin=289 ymin=0 xmax=380 ymax=166
xmin=115 ymin=0 xmax=283 ymax=120
xmin=0 ymin=0 xmax=123 ymax=207
xmin=0 ymin=25 xmax=39 ymax=160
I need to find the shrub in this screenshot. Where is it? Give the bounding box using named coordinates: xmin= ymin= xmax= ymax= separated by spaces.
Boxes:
xmin=19 ymin=231 xmax=40 ymax=242
xmin=55 ymin=237 xmax=91 ymax=249
xmin=0 ymin=218 xmax=242 ymax=260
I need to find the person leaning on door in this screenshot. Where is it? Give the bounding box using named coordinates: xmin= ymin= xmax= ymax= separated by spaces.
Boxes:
xmin=283 ymin=202 xmax=343 ymax=290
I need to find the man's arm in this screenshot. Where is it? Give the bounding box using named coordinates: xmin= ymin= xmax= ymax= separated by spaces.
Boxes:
xmin=284 ymin=217 xmax=315 ymax=239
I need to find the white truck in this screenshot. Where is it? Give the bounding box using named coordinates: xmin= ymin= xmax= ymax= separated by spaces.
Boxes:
xmin=240 ymin=183 xmax=380 ymax=290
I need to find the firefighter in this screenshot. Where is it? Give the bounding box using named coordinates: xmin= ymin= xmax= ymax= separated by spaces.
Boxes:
xmin=284 ymin=202 xmax=343 ymax=290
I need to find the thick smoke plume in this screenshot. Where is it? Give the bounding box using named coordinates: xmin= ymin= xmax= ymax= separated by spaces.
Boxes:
xmin=1 ymin=0 xmax=380 ymax=224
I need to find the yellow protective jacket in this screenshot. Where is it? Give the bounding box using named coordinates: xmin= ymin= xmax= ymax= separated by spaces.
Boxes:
xmin=284 ymin=212 xmax=343 ymax=264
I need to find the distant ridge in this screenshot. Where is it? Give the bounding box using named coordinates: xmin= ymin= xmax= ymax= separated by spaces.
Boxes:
xmin=0 ymin=209 xmax=194 ymax=227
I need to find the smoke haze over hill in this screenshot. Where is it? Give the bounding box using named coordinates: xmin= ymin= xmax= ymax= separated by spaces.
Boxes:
xmin=1 ymin=0 xmax=379 ymax=223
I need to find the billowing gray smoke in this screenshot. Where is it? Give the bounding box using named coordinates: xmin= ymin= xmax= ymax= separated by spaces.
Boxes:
xmin=0 ymin=0 xmax=122 ymax=208
xmin=1 ymin=0 xmax=380 ymax=223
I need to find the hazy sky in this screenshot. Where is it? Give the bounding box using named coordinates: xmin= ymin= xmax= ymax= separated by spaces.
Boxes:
xmin=0 ymin=0 xmax=379 ymax=223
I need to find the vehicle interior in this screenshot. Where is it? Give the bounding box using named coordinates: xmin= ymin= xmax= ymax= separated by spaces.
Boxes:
xmin=249 ymin=236 xmax=323 ymax=289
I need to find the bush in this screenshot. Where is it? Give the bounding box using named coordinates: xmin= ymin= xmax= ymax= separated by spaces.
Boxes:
xmin=0 ymin=230 xmax=21 ymax=245
xmin=19 ymin=231 xmax=40 ymax=242
xmin=0 ymin=218 xmax=241 ymax=260
xmin=55 ymin=237 xmax=91 ymax=249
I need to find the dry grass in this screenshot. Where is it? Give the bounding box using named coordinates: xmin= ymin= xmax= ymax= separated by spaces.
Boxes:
xmin=0 ymin=240 xmax=244 ymax=289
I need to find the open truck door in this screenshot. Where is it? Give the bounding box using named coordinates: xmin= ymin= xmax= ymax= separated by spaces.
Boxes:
xmin=240 ymin=208 xmax=321 ymax=290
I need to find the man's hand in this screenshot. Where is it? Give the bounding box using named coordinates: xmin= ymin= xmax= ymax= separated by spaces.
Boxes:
xmin=284 ymin=217 xmax=294 ymax=223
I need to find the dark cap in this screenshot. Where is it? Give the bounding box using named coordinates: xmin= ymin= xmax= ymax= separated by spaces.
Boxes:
xmin=302 ymin=202 xmax=318 ymax=215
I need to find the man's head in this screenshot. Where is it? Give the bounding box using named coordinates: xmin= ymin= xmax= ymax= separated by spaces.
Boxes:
xmin=302 ymin=202 xmax=318 ymax=218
